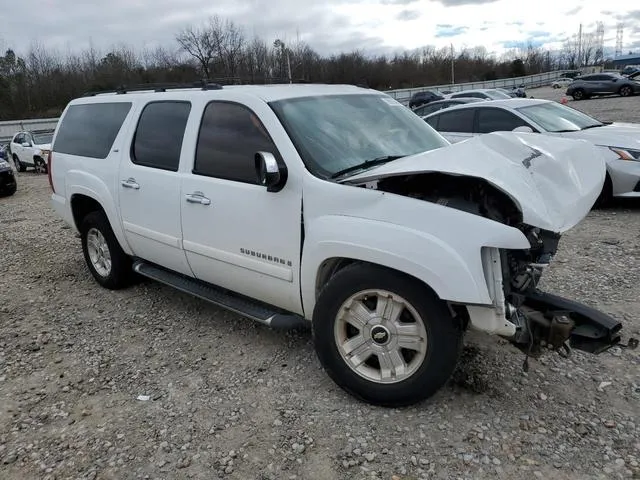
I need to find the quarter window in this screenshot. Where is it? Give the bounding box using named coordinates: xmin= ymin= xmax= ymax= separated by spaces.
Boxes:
xmin=131 ymin=101 xmax=191 ymax=171
xmin=53 ymin=102 xmax=132 ymax=159
xmin=194 ymin=102 xmax=280 ymax=183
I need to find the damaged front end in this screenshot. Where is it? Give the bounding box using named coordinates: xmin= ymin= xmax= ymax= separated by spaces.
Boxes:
xmin=482 ymin=238 xmax=637 ymax=364
xmin=343 ymin=132 xmax=637 ymax=361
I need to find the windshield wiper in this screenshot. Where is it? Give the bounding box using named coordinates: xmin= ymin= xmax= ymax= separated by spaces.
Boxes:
xmin=581 ymin=124 xmax=605 ymax=130
xmin=330 ymin=155 xmax=406 ymax=180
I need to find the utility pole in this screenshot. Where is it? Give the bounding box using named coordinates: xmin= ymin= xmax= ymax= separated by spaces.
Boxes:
xmin=274 ymin=39 xmax=292 ymax=83
xmin=577 ymin=23 xmax=583 ymax=68
xmin=450 ymin=43 xmax=455 ymax=84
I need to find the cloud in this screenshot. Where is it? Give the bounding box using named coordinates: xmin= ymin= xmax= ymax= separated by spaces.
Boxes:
xmin=1 ymin=0 xmax=639 ymax=59
xmin=435 ymin=25 xmax=468 ymax=38
xmin=565 ymin=6 xmax=582 ymax=15
xmin=396 ymin=9 xmax=421 ymax=21
xmin=432 ymin=0 xmax=499 ymax=5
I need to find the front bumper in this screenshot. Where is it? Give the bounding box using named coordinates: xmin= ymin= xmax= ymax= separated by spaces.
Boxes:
xmin=466 ymin=245 xmax=637 ymax=357
xmin=608 ymin=159 xmax=640 ymax=197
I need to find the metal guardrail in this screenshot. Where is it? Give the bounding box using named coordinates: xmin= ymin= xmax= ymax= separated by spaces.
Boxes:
xmin=0 ymin=117 xmax=59 ymax=143
xmin=0 ymin=70 xmax=573 ymax=140
xmin=384 ymin=70 xmax=574 ymax=105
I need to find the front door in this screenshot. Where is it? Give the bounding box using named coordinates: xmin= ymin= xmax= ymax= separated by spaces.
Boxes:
xmin=117 ymin=100 xmax=193 ymax=276
xmin=180 ymin=98 xmax=303 ymax=314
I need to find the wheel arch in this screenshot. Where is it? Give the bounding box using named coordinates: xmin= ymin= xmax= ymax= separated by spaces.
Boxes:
xmin=69 ymin=189 xmax=133 ymax=256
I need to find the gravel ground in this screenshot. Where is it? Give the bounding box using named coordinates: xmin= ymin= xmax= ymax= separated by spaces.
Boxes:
xmin=526 ymin=85 xmax=639 ymax=123
xmin=2 ymin=129 xmax=640 ymax=479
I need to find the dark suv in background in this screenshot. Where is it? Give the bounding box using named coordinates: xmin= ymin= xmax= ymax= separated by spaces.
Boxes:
xmin=408 ymin=90 xmax=444 ymax=108
xmin=566 ymin=72 xmax=640 ymax=100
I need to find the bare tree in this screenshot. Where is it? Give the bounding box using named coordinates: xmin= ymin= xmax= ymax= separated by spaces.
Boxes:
xmin=176 ymin=21 xmax=218 ymax=79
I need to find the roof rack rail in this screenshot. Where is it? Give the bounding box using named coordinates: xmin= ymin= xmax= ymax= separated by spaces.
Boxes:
xmin=82 ymin=81 xmax=223 ymax=97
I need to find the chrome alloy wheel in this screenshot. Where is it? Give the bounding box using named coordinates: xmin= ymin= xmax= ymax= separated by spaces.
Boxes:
xmin=86 ymin=227 xmax=112 ymax=277
xmin=334 ymin=289 xmax=428 ymax=384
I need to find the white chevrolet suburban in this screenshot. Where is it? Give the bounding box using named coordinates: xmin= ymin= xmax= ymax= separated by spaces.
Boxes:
xmin=47 ymin=82 xmax=634 ymax=407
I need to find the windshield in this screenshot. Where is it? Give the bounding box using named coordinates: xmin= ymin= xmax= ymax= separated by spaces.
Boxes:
xmin=516 ymin=102 xmax=603 ymax=132
xmin=269 ymin=94 xmax=449 ymax=179
xmin=486 ymin=90 xmax=512 ymax=99
xmin=33 ymin=133 xmax=53 ymax=144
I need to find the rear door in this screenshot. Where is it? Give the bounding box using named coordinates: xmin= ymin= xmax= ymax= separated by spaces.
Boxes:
xmin=426 ymin=108 xmax=476 ymax=143
xmin=117 ymin=100 xmax=194 ymax=276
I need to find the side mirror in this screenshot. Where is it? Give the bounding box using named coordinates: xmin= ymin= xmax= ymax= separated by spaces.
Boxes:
xmin=255 ymin=151 xmax=287 ymax=192
xmin=513 ymin=126 xmax=534 ymax=133
xmin=21 ymin=142 xmax=31 ymax=148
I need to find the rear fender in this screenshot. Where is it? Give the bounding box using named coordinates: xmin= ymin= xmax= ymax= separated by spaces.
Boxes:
xmin=66 ymin=170 xmax=133 ymax=255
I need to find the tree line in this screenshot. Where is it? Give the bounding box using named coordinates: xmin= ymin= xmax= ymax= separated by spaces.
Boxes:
xmin=0 ymin=15 xmax=610 ymax=121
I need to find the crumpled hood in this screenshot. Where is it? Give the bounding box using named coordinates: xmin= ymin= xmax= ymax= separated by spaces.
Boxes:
xmin=343 ymin=132 xmax=606 ymax=233
xmin=562 ymin=123 xmax=640 ymax=149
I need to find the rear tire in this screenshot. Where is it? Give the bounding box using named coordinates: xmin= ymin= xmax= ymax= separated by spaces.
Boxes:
xmin=572 ymin=89 xmax=585 ymax=101
xmin=13 ymin=155 xmax=25 ymax=172
xmin=80 ymin=210 xmax=132 ymax=290
xmin=312 ymin=263 xmax=463 ymax=407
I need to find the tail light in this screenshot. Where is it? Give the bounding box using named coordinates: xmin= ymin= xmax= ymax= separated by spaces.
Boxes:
xmin=47 ymin=150 xmax=54 ymax=193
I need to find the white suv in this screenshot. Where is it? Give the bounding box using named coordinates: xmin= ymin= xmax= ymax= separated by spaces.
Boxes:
xmin=47 ymin=82 xmax=631 ymax=406
xmin=10 ymin=129 xmax=53 ymax=173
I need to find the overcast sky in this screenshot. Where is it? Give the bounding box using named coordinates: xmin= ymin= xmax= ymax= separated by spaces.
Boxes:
xmin=1 ymin=0 xmax=638 ymax=57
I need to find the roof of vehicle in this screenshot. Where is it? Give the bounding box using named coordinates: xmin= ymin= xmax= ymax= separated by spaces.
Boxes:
xmin=423 ymin=98 xmax=551 ymax=117
xmin=71 ymin=83 xmax=378 ymax=104
xmin=451 ymin=88 xmax=505 ymax=94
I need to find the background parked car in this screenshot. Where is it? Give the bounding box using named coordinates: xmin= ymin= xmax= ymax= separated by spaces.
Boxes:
xmin=446 ymin=88 xmax=513 ymax=100
xmin=423 ymin=98 xmax=640 ymax=204
xmin=551 ymin=77 xmax=573 ymax=89
xmin=0 ymin=157 xmax=17 ymax=197
xmin=411 ymin=97 xmax=485 ymax=117
xmin=565 ymin=72 xmax=640 ymax=100
xmin=408 ymin=90 xmax=444 ymax=108
xmin=0 ymin=143 xmax=9 ymax=161
xmin=9 ymin=129 xmax=53 ymax=173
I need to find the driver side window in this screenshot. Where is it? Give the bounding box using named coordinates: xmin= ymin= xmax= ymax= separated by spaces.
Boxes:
xmin=193 ymin=102 xmax=283 ymax=184
xmin=476 ymin=108 xmax=530 ymax=133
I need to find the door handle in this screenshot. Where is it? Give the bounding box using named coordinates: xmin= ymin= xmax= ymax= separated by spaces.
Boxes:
xmin=121 ymin=178 xmax=140 ymax=189
xmin=185 ymin=192 xmax=211 ymax=205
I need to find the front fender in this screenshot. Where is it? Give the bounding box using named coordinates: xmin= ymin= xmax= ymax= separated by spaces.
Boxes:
xmin=300 ymin=213 xmax=530 ymax=319
xmin=66 ymin=170 xmax=133 ymax=256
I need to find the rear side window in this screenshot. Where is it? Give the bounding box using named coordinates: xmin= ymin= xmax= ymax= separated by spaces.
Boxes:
xmin=131 ymin=101 xmax=191 ymax=171
xmin=437 ymin=109 xmax=475 ymax=133
xmin=53 ymin=102 xmax=132 ymax=159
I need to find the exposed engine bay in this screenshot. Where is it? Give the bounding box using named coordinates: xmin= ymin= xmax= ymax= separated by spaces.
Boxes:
xmin=357 ymin=172 xmax=638 ymax=361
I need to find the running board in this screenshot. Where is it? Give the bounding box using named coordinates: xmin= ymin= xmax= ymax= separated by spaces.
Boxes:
xmin=132 ymin=260 xmax=309 ymax=331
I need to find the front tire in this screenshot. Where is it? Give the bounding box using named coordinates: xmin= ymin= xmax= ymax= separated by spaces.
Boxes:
xmin=312 ymin=263 xmax=463 ymax=407
xmin=80 ymin=210 xmax=132 ymax=289
xmin=619 ymin=85 xmax=633 ymax=97
xmin=34 ymin=157 xmax=47 ymax=174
